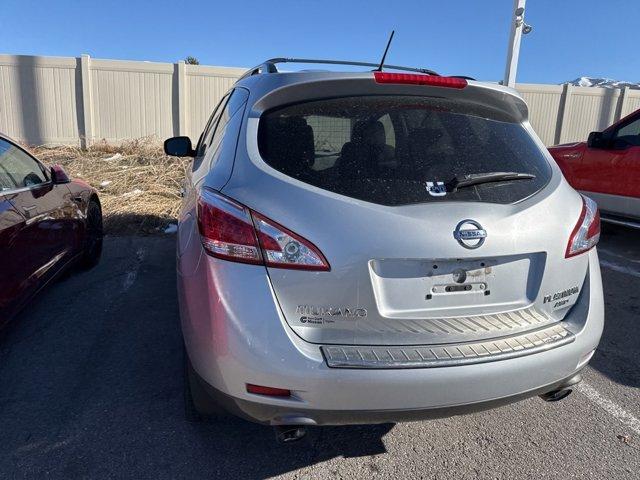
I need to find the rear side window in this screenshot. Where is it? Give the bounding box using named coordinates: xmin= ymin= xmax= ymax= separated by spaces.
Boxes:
xmin=197 ymin=93 xmax=229 ymax=156
xmin=258 ymin=96 xmax=551 ymax=206
xmin=207 ymin=88 xmax=249 ymax=156
xmin=195 ymin=89 xmax=249 ymax=171
xmin=203 ymin=88 xmax=249 ymax=169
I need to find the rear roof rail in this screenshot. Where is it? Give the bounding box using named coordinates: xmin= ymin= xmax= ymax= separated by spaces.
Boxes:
xmin=238 ymin=57 xmax=440 ymax=81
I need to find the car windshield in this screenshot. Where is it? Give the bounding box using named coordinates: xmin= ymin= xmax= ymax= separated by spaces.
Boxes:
xmin=258 ymin=95 xmax=551 ymax=206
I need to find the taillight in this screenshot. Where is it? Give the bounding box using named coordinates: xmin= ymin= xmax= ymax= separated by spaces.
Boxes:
xmin=197 ymin=188 xmax=330 ymax=271
xmin=252 ymin=212 xmax=330 ymax=270
xmin=565 ymin=196 xmax=600 ymax=258
xmin=197 ymin=189 xmax=262 ymax=265
xmin=374 ymin=71 xmax=467 ymax=89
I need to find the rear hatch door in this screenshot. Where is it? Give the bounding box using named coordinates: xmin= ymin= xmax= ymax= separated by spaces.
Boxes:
xmin=223 ymin=79 xmax=589 ymax=346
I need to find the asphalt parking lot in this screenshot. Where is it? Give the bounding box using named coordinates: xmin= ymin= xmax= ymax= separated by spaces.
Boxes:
xmin=1 ymin=226 xmax=639 ymax=480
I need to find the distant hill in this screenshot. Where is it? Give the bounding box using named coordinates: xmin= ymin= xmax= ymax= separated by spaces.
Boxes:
xmin=565 ymin=77 xmax=640 ymax=89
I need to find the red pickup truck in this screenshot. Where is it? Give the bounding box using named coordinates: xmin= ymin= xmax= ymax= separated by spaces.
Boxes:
xmin=549 ymin=108 xmax=640 ymax=224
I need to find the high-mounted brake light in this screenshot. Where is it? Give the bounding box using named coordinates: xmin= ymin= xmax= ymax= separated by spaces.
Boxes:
xmin=565 ymin=196 xmax=600 ymax=258
xmin=197 ymin=188 xmax=330 ymax=271
xmin=374 ymin=71 xmax=467 ymax=89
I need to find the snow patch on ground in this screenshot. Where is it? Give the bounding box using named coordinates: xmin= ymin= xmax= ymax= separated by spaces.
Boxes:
xmin=121 ymin=189 xmax=143 ymax=197
xmin=163 ymin=223 xmax=178 ymax=234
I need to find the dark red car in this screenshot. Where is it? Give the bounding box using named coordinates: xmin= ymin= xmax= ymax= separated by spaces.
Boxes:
xmin=0 ymin=134 xmax=103 ymax=325
xmin=549 ymin=108 xmax=640 ymax=224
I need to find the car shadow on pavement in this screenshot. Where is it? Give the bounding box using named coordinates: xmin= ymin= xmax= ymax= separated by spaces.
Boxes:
xmin=188 ymin=419 xmax=393 ymax=478
xmin=103 ymin=212 xmax=177 ymax=236
xmin=0 ymin=236 xmax=393 ymax=479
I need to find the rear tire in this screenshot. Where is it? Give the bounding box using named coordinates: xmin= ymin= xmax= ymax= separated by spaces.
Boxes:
xmin=183 ymin=346 xmax=229 ymax=422
xmin=78 ymin=199 xmax=103 ymax=270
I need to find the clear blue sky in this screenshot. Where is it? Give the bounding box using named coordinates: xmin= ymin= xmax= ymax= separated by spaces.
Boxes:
xmin=2 ymin=0 xmax=638 ymax=84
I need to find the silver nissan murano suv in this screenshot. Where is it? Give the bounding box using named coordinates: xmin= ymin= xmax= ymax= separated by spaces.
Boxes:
xmin=164 ymin=58 xmax=604 ymax=441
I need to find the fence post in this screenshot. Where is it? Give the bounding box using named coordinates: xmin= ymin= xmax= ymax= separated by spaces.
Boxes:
xmin=555 ymin=83 xmax=574 ymax=145
xmin=79 ymin=54 xmax=93 ymax=148
xmin=177 ymin=61 xmax=187 ymax=137
xmin=617 ymin=86 xmax=631 ymax=120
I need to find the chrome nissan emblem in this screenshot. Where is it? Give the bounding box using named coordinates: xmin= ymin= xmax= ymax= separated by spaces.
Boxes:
xmin=453 ymin=219 xmax=487 ymax=249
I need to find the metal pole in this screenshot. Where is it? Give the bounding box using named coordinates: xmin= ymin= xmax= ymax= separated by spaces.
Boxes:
xmin=503 ymin=0 xmax=527 ymax=88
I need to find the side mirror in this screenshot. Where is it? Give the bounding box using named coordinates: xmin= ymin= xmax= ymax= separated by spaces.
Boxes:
xmin=164 ymin=136 xmax=195 ymax=157
xmin=50 ymin=164 xmax=70 ymax=184
xmin=587 ymin=131 xmax=610 ymax=149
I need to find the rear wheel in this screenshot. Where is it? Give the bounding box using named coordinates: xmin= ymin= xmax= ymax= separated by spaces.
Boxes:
xmin=78 ymin=199 xmax=103 ymax=270
xmin=183 ymin=346 xmax=229 ymax=422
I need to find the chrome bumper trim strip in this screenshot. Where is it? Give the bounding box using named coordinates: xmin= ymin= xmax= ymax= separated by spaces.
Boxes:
xmin=321 ymin=323 xmax=574 ymax=369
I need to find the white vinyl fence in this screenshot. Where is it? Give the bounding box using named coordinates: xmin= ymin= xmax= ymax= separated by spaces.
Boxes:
xmin=0 ymin=54 xmax=245 ymax=147
xmin=1 ymin=54 xmax=639 ymax=148
xmin=518 ymin=83 xmax=640 ymax=146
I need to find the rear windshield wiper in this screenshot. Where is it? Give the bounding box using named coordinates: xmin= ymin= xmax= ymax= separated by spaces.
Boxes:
xmin=445 ymin=172 xmax=535 ymax=193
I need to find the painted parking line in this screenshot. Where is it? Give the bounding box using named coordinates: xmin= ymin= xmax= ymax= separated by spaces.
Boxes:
xmin=599 ymin=259 xmax=640 ymax=279
xmin=598 ymin=248 xmax=640 ymax=264
xmin=123 ymin=248 xmax=146 ymax=291
xmin=598 ymin=248 xmax=640 ymax=278
xmin=576 ymin=382 xmax=640 ymax=435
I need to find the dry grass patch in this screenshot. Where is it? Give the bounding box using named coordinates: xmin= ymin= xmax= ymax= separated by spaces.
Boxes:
xmin=31 ymin=138 xmax=188 ymax=235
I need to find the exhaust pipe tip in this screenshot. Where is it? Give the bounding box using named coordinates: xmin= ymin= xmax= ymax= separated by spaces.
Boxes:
xmin=539 ymin=372 xmax=583 ymax=402
xmin=539 ymin=387 xmax=573 ymax=402
xmin=274 ymin=425 xmax=307 ymax=444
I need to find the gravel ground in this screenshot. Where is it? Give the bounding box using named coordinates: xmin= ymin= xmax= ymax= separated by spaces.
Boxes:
xmin=0 ymin=226 xmax=638 ymax=479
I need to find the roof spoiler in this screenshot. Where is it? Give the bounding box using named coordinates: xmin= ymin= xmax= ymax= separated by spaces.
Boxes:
xmin=238 ymin=57 xmax=444 ymax=82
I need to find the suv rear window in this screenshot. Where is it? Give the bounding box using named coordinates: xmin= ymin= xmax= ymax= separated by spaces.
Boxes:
xmin=258 ymin=95 xmax=551 ymax=206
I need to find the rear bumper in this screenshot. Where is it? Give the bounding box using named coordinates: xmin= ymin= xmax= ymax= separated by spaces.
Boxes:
xmin=194 ymin=364 xmax=584 ymax=426
xmin=179 ymin=247 xmax=604 ymax=425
